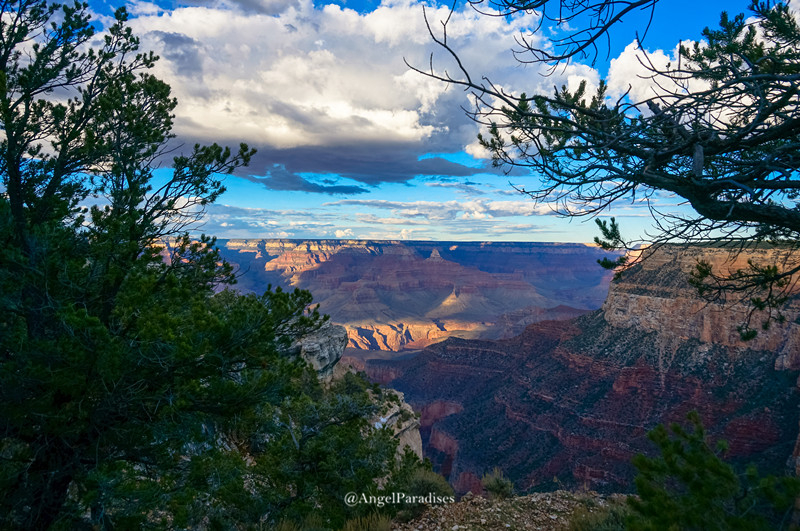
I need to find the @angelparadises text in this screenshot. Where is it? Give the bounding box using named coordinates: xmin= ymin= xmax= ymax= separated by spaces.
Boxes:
xmin=344 ymin=492 xmax=455 ymax=508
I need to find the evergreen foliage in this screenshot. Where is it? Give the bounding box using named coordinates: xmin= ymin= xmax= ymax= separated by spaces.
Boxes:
xmin=628 ymin=411 xmax=800 ymax=530
xmin=0 ymin=2 xmax=425 ymax=528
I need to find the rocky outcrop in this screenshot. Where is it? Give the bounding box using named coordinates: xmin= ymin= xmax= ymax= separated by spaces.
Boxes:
xmin=289 ymin=321 xmax=423 ymax=458
xmin=373 ymin=245 xmax=800 ymax=493
xmin=285 ymin=321 xmax=348 ymax=383
xmin=216 ymin=240 xmax=617 ymax=351
xmin=373 ymin=389 xmax=424 ymax=459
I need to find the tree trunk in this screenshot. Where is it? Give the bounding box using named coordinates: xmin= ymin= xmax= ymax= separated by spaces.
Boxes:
xmin=24 ymin=448 xmax=74 ymax=531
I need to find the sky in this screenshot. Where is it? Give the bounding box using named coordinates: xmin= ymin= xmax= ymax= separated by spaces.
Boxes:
xmin=85 ymin=0 xmax=756 ymax=242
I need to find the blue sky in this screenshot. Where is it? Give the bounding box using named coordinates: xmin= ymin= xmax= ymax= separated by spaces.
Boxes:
xmin=87 ymin=0 xmax=754 ymax=241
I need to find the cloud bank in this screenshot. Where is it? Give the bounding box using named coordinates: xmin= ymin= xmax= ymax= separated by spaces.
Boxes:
xmin=126 ymin=0 xmax=598 ymax=188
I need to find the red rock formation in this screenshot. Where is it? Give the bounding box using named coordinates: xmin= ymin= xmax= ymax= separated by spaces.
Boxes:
xmin=374 ymin=246 xmax=800 ymax=494
xmin=418 ymin=401 xmax=464 ymax=428
xmin=363 ymin=362 xmax=403 ymax=386
xmin=453 ymin=472 xmax=484 ymax=496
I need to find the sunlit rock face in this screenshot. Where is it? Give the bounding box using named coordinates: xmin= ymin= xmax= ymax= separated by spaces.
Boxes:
xmin=217 ymin=240 xmax=617 ymax=351
xmin=603 ymin=245 xmax=800 ymax=366
xmin=369 ymin=245 xmax=800 ymax=494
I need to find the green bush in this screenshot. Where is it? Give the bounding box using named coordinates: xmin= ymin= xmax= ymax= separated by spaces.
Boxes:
xmin=482 ymin=467 xmax=514 ymax=499
xmin=339 ymin=513 xmax=393 ymax=531
xmin=407 ymin=468 xmax=455 ymax=498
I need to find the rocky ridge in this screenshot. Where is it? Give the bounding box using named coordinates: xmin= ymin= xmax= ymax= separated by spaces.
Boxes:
xmin=392 ymin=490 xmax=627 ymax=531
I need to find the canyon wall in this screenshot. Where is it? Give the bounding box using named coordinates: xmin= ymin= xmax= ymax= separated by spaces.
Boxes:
xmin=371 ymin=245 xmax=800 ymax=493
xmin=217 ymin=240 xmax=616 ymax=351
xmin=604 ymin=245 xmax=800 ymax=367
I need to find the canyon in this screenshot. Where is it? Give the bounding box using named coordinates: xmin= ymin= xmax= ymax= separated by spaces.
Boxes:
xmin=365 ymin=245 xmax=800 ymax=494
xmin=216 ymin=239 xmax=616 ymax=351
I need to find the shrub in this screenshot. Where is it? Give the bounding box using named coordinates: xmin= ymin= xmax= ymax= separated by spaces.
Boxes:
xmin=340 ymin=513 xmax=393 ymax=531
xmin=482 ymin=467 xmax=514 ymax=499
xmin=407 ymin=468 xmax=455 ymax=499
xmin=567 ymin=502 xmax=630 ymax=531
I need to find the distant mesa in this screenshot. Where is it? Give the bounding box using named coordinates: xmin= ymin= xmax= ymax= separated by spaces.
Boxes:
xmin=215 ymin=239 xmax=619 ymax=352
xmin=427 ymin=249 xmax=444 ymax=261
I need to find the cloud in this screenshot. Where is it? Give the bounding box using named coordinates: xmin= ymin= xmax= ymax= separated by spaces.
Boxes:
xmin=199 ymin=202 xmax=343 ymax=238
xmin=172 ymin=0 xmax=302 ymax=15
xmin=231 ymin=143 xmax=494 ymax=187
xmin=196 ymin=198 xmax=571 ymax=240
xmin=327 ymin=198 xmax=554 ymax=220
xmin=121 ymin=1 xmax=600 ymax=187
xmin=240 ymin=165 xmax=370 ymax=195
xmin=356 ymin=214 xmax=431 ymax=225
xmin=149 ymin=31 xmax=204 ymax=79
xmin=425 ymin=182 xmax=486 ymax=196
xmin=606 ymin=41 xmax=710 ymax=108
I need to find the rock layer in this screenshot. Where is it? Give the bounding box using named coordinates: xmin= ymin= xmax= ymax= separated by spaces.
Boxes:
xmin=217 ymin=240 xmax=615 ymax=351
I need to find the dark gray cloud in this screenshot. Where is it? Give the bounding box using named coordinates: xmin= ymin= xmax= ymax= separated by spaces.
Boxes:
xmin=234 ymin=143 xmax=508 ymax=188
xmin=240 ymin=165 xmax=370 ymax=195
xmin=150 ymin=31 xmax=203 ymax=79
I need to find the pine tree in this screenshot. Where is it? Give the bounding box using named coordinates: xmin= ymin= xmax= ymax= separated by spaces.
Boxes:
xmin=0 ymin=2 xmax=404 ymax=528
xmin=628 ymin=412 xmax=800 ymax=530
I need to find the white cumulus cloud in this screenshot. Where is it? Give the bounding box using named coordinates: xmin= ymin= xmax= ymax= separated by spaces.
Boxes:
xmin=123 ymin=1 xmax=599 ymax=153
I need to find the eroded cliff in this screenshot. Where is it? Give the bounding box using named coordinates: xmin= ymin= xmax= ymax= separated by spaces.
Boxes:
xmin=371 ymin=245 xmax=800 ymax=493
xmin=605 ymin=245 xmax=800 ymax=366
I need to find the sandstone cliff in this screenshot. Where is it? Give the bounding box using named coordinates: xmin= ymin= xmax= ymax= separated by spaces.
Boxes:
xmin=217 ymin=240 xmax=614 ymax=351
xmin=372 ymin=245 xmax=800 ymax=493
xmin=605 ymin=245 xmax=800 ymax=367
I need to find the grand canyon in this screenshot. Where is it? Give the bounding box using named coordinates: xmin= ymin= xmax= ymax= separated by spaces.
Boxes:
xmin=216 ymin=239 xmax=617 ymax=350
xmin=368 ymin=245 xmax=800 ymax=494
xmin=219 ymin=239 xmax=800 ymax=497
